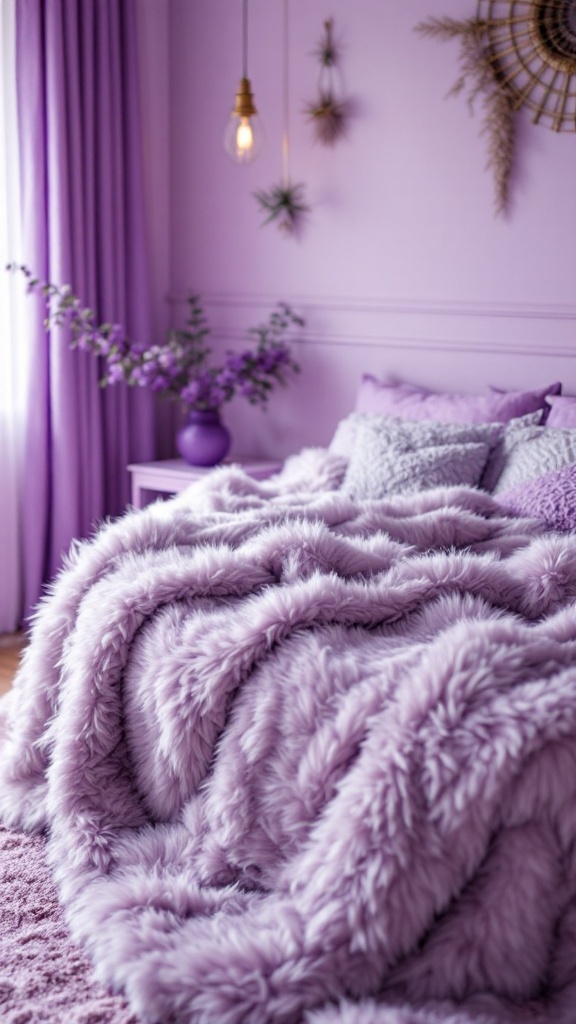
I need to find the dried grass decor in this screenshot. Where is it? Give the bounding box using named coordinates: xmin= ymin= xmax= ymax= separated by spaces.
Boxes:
xmin=415 ymin=14 xmax=515 ymax=215
xmin=416 ymin=1 xmax=576 ymax=216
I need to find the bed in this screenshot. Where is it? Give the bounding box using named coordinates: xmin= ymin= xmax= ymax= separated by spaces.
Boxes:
xmin=2 ymin=375 xmax=576 ymax=1024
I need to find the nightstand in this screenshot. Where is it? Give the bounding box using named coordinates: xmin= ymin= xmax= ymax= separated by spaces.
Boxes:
xmin=127 ymin=457 xmax=282 ymax=510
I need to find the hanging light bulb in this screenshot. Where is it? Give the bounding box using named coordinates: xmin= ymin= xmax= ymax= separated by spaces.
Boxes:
xmin=224 ymin=0 xmax=264 ymax=164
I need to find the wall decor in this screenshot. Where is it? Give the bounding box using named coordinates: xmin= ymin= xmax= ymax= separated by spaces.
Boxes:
xmin=304 ymin=18 xmax=350 ymax=145
xmin=254 ymin=0 xmax=309 ymax=235
xmin=416 ymin=1 xmax=576 ymax=215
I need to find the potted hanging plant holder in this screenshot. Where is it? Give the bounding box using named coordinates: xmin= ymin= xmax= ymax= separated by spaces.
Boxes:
xmin=305 ymin=18 xmax=350 ymax=146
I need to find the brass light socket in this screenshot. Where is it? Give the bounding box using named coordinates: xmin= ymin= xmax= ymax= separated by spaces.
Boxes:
xmin=233 ymin=77 xmax=258 ymax=117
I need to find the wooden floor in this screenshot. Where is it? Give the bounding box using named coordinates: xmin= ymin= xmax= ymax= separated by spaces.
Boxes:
xmin=0 ymin=633 xmax=26 ymax=697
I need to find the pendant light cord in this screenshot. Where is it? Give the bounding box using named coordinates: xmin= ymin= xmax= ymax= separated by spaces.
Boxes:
xmin=242 ymin=0 xmax=248 ymax=79
xmin=282 ymin=0 xmax=290 ymax=187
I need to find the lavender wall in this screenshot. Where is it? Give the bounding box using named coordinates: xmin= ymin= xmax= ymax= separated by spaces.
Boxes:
xmin=164 ymin=0 xmax=576 ymax=459
xmin=136 ymin=0 xmax=175 ymax=456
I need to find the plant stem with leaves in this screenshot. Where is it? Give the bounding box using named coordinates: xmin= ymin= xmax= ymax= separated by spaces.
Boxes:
xmin=7 ymin=263 xmax=304 ymax=410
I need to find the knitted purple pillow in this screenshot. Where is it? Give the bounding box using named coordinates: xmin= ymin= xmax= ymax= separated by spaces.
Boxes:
xmin=495 ymin=462 xmax=576 ymax=532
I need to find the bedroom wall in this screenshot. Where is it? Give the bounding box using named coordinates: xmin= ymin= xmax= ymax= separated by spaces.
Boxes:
xmin=166 ymin=0 xmax=576 ymax=459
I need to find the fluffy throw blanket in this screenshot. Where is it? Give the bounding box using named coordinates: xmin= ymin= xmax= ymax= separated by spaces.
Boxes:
xmin=2 ymin=449 xmax=576 ymax=1024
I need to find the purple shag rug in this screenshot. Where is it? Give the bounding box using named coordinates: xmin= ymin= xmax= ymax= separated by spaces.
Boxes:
xmin=0 ymin=825 xmax=136 ymax=1024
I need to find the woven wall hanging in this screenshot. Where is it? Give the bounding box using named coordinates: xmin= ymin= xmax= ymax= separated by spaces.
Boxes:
xmin=416 ymin=1 xmax=576 ymax=214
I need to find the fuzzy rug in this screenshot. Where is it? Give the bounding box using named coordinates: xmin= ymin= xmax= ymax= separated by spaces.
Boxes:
xmin=2 ymin=449 xmax=576 ymax=1024
xmin=0 ymin=825 xmax=136 ymax=1023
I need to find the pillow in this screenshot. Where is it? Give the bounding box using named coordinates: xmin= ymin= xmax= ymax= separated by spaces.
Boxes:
xmin=495 ymin=463 xmax=576 ymax=532
xmin=489 ymin=424 xmax=576 ymax=495
xmin=329 ymin=411 xmax=502 ymax=461
xmin=490 ymin=382 xmax=561 ymax=423
xmin=480 ymin=413 xmax=544 ymax=492
xmin=341 ymin=414 xmax=500 ymax=499
xmin=355 ymin=375 xmax=560 ymax=425
xmin=329 ymin=413 xmax=362 ymax=459
xmin=545 ymin=395 xmax=576 ymax=428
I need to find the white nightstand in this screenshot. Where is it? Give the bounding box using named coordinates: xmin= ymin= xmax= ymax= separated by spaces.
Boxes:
xmin=127 ymin=457 xmax=282 ymax=510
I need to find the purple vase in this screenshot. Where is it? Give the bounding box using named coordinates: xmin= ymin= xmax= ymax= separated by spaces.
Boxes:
xmin=176 ymin=408 xmax=231 ymax=467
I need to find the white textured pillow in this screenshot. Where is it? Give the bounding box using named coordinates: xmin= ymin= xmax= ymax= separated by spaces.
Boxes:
xmin=330 ymin=411 xmax=502 ymax=460
xmin=480 ymin=413 xmax=543 ymax=492
xmin=341 ymin=415 xmax=499 ymax=499
xmin=329 ymin=413 xmax=362 ymax=459
xmin=490 ymin=425 xmax=576 ymax=495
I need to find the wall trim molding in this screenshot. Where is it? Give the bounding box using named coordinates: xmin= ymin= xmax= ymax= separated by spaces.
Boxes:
xmin=168 ymin=290 xmax=576 ymax=323
xmin=168 ymin=291 xmax=576 ymax=360
xmin=207 ymin=328 xmax=576 ymax=360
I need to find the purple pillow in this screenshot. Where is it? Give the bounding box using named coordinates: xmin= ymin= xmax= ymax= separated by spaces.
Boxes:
xmin=490 ymin=382 xmax=561 ymax=423
xmin=495 ymin=462 xmax=576 ymax=532
xmin=356 ymin=375 xmax=560 ymax=425
xmin=545 ymin=395 xmax=576 ymax=428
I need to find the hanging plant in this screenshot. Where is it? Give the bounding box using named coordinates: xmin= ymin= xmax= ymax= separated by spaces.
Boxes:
xmin=305 ymin=92 xmax=349 ymax=147
xmin=255 ymin=0 xmax=310 ymax=236
xmin=415 ymin=15 xmax=515 ymax=215
xmin=254 ymin=183 xmax=309 ymax=235
xmin=305 ymin=18 xmax=350 ymax=146
xmin=314 ymin=16 xmax=338 ymax=67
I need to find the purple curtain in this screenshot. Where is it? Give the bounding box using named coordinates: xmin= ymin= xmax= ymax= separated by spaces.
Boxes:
xmin=16 ymin=0 xmax=155 ymax=621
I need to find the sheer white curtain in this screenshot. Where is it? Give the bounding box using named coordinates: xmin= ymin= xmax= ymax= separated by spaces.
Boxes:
xmin=0 ymin=0 xmax=27 ymax=632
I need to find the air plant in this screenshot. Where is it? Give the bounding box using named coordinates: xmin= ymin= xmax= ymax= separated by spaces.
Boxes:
xmin=254 ymin=182 xmax=309 ymax=235
xmin=305 ymin=92 xmax=349 ymax=146
xmin=415 ymin=16 xmax=516 ymax=216
xmin=314 ymin=16 xmax=338 ymax=67
xmin=255 ymin=0 xmax=310 ymax=236
xmin=305 ymin=18 xmax=350 ymax=146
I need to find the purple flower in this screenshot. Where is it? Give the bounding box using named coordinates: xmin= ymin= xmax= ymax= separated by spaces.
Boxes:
xmin=97 ymin=336 xmax=115 ymax=357
xmin=105 ymin=363 xmax=125 ymax=384
xmin=9 ymin=266 xmax=302 ymax=410
xmin=129 ymin=367 xmax=147 ymax=385
xmin=226 ymin=351 xmax=252 ymax=373
xmin=180 ymin=380 xmax=202 ymax=405
xmin=215 ymin=368 xmax=237 ymax=388
xmin=207 ymin=386 xmax=226 ymax=407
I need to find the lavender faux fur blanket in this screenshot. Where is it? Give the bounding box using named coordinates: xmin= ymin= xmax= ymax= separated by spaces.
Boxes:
xmin=2 ymin=449 xmax=576 ymax=1024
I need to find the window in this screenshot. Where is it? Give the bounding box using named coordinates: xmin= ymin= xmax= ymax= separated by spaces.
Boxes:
xmin=0 ymin=0 xmax=25 ymax=630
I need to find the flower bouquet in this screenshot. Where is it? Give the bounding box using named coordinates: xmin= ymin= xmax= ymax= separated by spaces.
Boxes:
xmin=8 ymin=264 xmax=304 ymax=464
